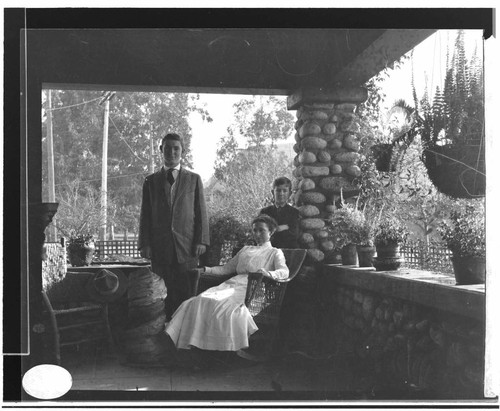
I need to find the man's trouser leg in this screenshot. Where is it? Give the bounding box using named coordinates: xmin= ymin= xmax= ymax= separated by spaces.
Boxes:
xmin=163 ymin=259 xmax=195 ymax=321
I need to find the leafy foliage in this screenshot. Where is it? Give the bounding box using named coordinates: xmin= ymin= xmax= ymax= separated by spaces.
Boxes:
xmin=232 ymin=96 xmax=294 ymax=148
xmin=374 ymin=217 xmax=408 ymax=247
xmin=326 ymin=203 xmax=366 ymax=249
xmin=201 ymin=213 xmax=253 ymax=266
xmin=42 ymin=90 xmax=211 ymax=238
xmin=393 ymin=140 xmax=454 ymax=240
xmin=437 ymin=202 xmax=485 ymax=258
xmin=210 ymin=96 xmax=294 ymax=225
xmin=326 ymin=198 xmax=380 ymax=248
xmin=209 ymin=145 xmax=293 ymax=226
xmin=413 ymin=30 xmax=484 ymax=147
xmin=53 ymin=180 xmax=108 ymax=243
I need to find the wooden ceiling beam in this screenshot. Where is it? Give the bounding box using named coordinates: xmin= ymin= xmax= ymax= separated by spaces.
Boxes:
xmin=333 ymin=29 xmax=437 ymax=86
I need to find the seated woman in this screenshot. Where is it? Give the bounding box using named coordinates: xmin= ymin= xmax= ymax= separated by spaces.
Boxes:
xmin=165 ymin=214 xmax=289 ymax=352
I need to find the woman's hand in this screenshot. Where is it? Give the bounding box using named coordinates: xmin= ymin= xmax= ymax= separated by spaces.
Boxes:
xmin=256 ymin=268 xmax=272 ymax=278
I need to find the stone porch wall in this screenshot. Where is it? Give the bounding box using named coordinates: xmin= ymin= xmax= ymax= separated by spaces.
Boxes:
xmin=286 ymin=265 xmax=486 ymax=399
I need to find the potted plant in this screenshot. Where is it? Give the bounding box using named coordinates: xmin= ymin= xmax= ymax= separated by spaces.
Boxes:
xmin=437 ymin=203 xmax=485 ymax=285
xmin=66 ymin=233 xmax=96 ymax=267
xmin=370 ymin=99 xmax=418 ymax=173
xmin=352 ymin=212 xmax=377 ymax=268
xmin=373 ymin=216 xmax=408 ymax=271
xmin=54 ymin=181 xmax=106 ymax=267
xmin=326 ymin=202 xmax=364 ymax=266
xmin=414 ymin=30 xmax=485 ymax=198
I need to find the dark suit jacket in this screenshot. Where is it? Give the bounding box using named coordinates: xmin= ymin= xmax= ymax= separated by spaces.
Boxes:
xmin=260 ymin=204 xmax=300 ymax=249
xmin=138 ymin=167 xmax=209 ymax=275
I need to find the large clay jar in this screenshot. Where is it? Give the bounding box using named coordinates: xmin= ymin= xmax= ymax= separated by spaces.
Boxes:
xmin=373 ymin=242 xmax=404 ymax=271
xmin=357 ymin=245 xmax=376 ymax=268
xmin=451 ymin=255 xmax=486 ymax=285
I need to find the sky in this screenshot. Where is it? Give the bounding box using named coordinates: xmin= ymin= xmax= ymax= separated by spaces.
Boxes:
xmin=188 ymin=29 xmax=484 ymax=184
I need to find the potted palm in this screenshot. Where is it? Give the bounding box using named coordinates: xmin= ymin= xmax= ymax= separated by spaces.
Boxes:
xmin=437 ymin=203 xmax=485 ymax=285
xmin=373 ymin=217 xmax=408 ymax=271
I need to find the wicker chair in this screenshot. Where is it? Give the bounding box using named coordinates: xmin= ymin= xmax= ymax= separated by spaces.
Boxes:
xmin=188 ymin=248 xmax=307 ymax=360
xmin=42 ymin=272 xmax=113 ymax=365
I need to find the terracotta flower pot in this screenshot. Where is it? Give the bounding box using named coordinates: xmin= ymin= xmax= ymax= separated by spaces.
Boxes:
xmin=341 ymin=243 xmax=358 ymax=266
xmin=356 ymin=245 xmax=376 ymax=268
xmin=373 ymin=242 xmax=404 ymax=271
xmin=451 ymin=255 xmax=486 ymax=285
xmin=324 ymin=249 xmax=342 ymax=265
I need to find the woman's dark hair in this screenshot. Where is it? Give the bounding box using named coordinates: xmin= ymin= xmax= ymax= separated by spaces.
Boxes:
xmin=272 ymin=176 xmax=292 ymax=190
xmin=252 ymin=214 xmax=278 ymax=233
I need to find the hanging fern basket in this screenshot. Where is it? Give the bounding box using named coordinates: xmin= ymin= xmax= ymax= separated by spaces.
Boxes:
xmin=422 ymin=143 xmax=485 ymax=199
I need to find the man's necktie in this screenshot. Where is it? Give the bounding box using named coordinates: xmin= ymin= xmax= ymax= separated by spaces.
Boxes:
xmin=167 ymin=168 xmax=175 ymax=186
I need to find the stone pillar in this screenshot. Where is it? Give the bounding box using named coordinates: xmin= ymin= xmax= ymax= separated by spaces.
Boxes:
xmin=287 ymin=87 xmax=368 ymax=265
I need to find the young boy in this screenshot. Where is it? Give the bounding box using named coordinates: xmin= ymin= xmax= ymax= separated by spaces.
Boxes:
xmin=259 ymin=177 xmax=299 ymax=249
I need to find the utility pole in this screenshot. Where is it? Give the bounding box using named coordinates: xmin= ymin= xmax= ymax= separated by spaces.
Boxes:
xmin=99 ymin=91 xmax=116 ymax=241
xmin=46 ymin=89 xmax=57 ymax=242
xmin=149 ymin=123 xmax=155 ymax=173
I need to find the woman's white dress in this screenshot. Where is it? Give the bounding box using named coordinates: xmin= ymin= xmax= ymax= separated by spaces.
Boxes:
xmin=165 ymin=241 xmax=289 ymax=351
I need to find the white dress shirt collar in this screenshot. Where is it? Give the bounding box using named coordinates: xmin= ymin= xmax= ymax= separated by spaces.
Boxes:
xmin=163 ymin=164 xmax=181 ymax=173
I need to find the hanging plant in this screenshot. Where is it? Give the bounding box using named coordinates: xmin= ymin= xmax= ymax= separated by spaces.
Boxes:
xmin=370 ymin=99 xmax=418 ymax=173
xmin=413 ymin=30 xmax=485 ymax=198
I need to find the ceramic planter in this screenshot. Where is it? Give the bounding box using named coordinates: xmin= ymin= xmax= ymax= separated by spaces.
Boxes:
xmin=324 ymin=249 xmax=342 ymax=265
xmin=373 ymin=242 xmax=404 ymax=271
xmin=451 ymin=255 xmax=486 ymax=285
xmin=341 ymin=243 xmax=358 ymax=266
xmin=356 ymin=245 xmax=376 ymax=268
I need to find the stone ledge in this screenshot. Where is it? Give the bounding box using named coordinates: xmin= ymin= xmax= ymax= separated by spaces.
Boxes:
xmin=322 ymin=265 xmax=485 ymax=321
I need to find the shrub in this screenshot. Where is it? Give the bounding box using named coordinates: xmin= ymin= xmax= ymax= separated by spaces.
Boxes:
xmin=374 ymin=217 xmax=408 ymax=247
xmin=437 ymin=204 xmax=485 ymax=258
xmin=201 ymin=213 xmax=251 ymax=266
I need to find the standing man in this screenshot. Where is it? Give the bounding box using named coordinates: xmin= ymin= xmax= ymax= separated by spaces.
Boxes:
xmin=138 ymin=133 xmax=209 ymax=320
xmin=260 ymin=177 xmax=299 ymax=249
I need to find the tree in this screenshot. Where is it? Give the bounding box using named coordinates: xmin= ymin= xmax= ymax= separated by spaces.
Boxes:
xmin=213 ymin=127 xmax=239 ymax=182
xmin=232 ymin=96 xmax=294 ymax=148
xmin=210 ymin=96 xmax=294 ymax=225
xmin=53 ymin=179 xmax=112 ymax=240
xmin=392 ymin=139 xmax=454 ymax=242
xmin=209 ymin=146 xmax=293 ymax=226
xmin=42 ymin=90 xmax=212 ymax=236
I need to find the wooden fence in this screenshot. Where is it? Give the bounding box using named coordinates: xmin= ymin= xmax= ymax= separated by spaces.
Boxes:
xmin=400 ymin=240 xmax=454 ymax=274
xmin=94 ymin=240 xmax=141 ymax=258
xmin=93 ymin=239 xmax=454 ymax=273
